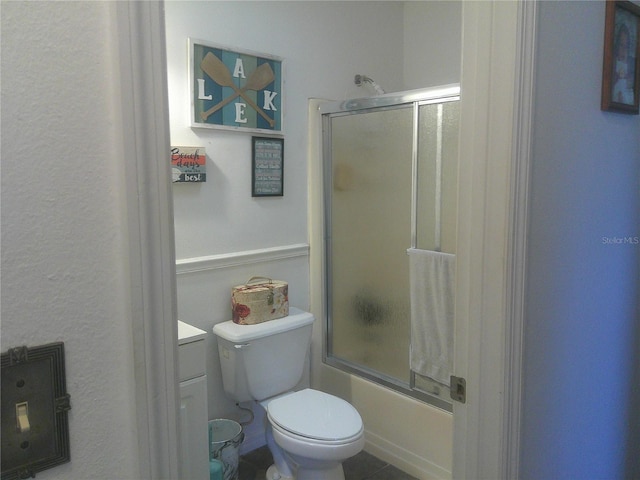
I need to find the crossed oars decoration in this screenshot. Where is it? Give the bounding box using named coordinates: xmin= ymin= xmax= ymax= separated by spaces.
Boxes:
xmin=200 ymin=52 xmax=275 ymax=127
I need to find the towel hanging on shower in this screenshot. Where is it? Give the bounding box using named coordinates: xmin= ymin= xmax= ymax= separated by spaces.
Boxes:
xmin=407 ymin=248 xmax=455 ymax=386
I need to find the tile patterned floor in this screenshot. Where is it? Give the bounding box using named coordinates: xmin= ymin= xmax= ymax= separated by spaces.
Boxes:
xmin=239 ymin=446 xmax=418 ymax=480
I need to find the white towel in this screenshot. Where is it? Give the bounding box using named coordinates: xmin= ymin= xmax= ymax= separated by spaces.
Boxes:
xmin=407 ymin=248 xmax=456 ymax=386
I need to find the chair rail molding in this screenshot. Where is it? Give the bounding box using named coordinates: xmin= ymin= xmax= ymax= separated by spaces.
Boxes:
xmin=176 ymin=244 xmax=310 ymax=275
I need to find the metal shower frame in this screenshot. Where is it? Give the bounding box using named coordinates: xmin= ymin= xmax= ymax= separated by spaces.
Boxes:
xmin=319 ymin=85 xmax=460 ymax=411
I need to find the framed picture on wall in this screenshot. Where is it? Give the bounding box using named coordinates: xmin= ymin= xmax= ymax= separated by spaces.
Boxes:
xmin=252 ymin=137 xmax=284 ymax=197
xmin=601 ymin=0 xmax=640 ymax=114
xmin=189 ymin=38 xmax=284 ymax=131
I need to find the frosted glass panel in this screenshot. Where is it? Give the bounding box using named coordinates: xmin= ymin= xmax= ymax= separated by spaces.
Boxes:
xmin=416 ymin=101 xmax=460 ymax=253
xmin=329 ymin=107 xmax=413 ymax=382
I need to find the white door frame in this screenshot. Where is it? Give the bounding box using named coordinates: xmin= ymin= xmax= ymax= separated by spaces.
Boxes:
xmin=120 ymin=1 xmax=537 ymax=478
xmin=453 ymin=1 xmax=536 ymax=478
xmin=116 ymin=2 xmax=181 ymax=478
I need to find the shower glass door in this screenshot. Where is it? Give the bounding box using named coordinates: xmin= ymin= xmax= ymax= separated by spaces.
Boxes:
xmin=322 ymin=86 xmax=460 ymax=410
xmin=327 ymin=106 xmax=413 ymax=384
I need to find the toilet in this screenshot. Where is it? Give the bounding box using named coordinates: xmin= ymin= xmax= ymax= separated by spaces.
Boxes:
xmin=212 ymin=308 xmax=364 ymax=480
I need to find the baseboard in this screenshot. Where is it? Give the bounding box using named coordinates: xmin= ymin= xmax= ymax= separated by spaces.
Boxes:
xmin=364 ymin=430 xmax=451 ymax=480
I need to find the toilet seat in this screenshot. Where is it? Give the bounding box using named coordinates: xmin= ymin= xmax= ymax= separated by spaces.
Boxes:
xmin=267 ymin=389 xmax=363 ymax=443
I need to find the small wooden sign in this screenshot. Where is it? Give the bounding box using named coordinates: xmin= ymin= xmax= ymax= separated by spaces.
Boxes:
xmin=170 ymin=146 xmax=206 ymax=183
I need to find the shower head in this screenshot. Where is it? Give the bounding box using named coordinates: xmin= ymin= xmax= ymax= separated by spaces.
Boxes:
xmin=354 ymin=74 xmax=385 ymax=95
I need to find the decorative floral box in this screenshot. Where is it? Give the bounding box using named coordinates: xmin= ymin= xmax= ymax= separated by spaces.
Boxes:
xmin=231 ymin=277 xmax=289 ymax=325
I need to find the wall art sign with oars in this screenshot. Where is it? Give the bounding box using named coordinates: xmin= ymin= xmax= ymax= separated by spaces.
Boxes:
xmin=189 ymin=39 xmax=283 ymax=133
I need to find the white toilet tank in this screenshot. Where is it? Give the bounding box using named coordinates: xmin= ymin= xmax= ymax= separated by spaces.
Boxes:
xmin=212 ymin=308 xmax=314 ymax=402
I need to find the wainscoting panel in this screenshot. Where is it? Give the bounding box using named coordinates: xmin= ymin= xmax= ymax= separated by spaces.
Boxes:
xmin=175 ymin=244 xmax=311 ymax=432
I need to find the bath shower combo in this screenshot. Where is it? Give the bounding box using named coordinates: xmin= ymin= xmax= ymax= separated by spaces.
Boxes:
xmin=320 ymin=84 xmax=460 ymax=411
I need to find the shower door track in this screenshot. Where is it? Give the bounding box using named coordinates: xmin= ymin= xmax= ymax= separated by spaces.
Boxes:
xmin=320 ymin=85 xmax=460 ymax=413
xmin=327 ymin=354 xmax=454 ymax=411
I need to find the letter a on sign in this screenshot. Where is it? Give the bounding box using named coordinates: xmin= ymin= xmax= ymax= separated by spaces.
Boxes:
xmin=233 ymin=59 xmax=246 ymax=78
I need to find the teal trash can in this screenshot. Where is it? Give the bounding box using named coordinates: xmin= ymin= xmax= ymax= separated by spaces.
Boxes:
xmin=209 ymin=458 xmax=223 ymax=480
xmin=209 ymin=419 xmax=244 ymax=480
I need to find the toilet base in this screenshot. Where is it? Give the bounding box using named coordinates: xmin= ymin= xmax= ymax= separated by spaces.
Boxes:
xmin=266 ymin=464 xmax=294 ymax=480
xmin=265 ymin=462 xmax=345 ymax=480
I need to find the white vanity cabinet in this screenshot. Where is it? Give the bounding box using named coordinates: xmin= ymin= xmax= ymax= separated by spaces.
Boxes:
xmin=178 ymin=321 xmax=209 ymax=480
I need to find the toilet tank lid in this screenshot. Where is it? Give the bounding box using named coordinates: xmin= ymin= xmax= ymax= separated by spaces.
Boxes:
xmin=212 ymin=307 xmax=314 ymax=343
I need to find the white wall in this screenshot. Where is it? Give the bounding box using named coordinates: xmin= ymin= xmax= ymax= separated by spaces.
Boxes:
xmin=166 ymin=1 xmax=460 ymax=475
xmin=404 ymin=1 xmax=461 ymax=90
xmin=0 ymin=2 xmax=140 ymax=478
xmin=522 ymin=1 xmax=640 ymax=478
xmin=167 ymin=1 xmax=406 ymax=260
xmin=167 ymin=0 xmax=460 ymax=261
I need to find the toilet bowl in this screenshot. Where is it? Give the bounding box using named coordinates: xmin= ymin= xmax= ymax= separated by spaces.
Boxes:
xmin=261 ymin=389 xmax=365 ymax=480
